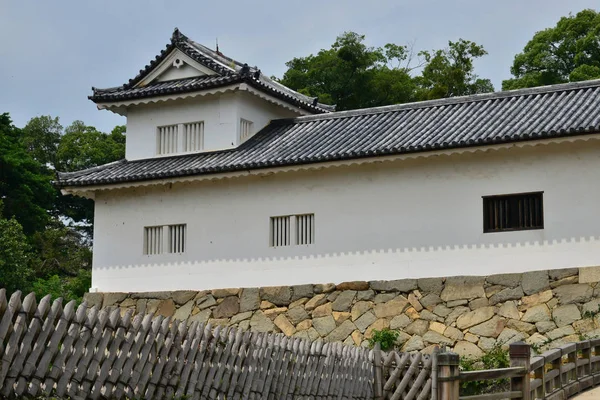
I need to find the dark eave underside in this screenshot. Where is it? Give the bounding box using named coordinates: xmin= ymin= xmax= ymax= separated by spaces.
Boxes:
xmin=60 ymin=80 xmax=600 ymax=188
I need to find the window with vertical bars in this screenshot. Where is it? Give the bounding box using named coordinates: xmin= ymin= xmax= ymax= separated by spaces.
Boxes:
xmin=270 ymin=214 xmax=315 ymax=247
xmin=157 ymin=124 xmax=179 ymax=155
xmin=483 ymin=192 xmax=544 ymax=233
xmin=296 ymin=214 xmax=314 ymax=245
xmin=240 ymin=119 xmax=253 ymax=142
xmin=168 ymin=224 xmax=186 ymax=253
xmin=144 ymin=224 xmax=187 ymax=254
xmin=183 ymin=121 xmax=204 ymax=152
xmin=144 ymin=226 xmax=164 ymax=255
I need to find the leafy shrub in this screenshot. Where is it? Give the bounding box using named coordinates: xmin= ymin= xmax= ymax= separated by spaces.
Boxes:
xmin=459 ymin=345 xmax=510 ymax=396
xmin=368 ymin=328 xmax=400 ymax=351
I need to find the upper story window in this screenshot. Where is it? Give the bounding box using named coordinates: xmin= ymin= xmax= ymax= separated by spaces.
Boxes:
xmin=240 ymin=119 xmax=254 ymax=142
xmin=270 ymin=214 xmax=315 ymax=247
xmin=156 ymin=122 xmax=204 ymax=155
xmin=483 ymin=192 xmax=543 ymax=233
xmin=144 ymin=224 xmax=187 ymax=254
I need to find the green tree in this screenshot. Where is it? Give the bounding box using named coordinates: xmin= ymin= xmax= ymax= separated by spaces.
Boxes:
xmin=22 ymin=115 xmax=62 ymax=167
xmin=415 ymin=39 xmax=494 ymax=100
xmin=279 ymin=32 xmax=416 ymax=110
xmin=503 ymin=9 xmax=600 ymax=90
xmin=0 ymin=113 xmax=54 ymax=234
xmin=0 ymin=207 xmax=33 ymax=294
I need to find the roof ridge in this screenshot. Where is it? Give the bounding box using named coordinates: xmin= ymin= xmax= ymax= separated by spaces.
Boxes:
xmin=57 ymin=159 xmax=126 ymax=179
xmin=281 ymin=79 xmax=600 ymax=124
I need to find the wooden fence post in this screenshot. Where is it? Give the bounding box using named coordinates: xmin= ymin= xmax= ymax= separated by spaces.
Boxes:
xmin=437 ymin=352 xmax=459 ymax=400
xmin=509 ymin=342 xmax=531 ymax=400
xmin=372 ymin=342 xmax=383 ymax=399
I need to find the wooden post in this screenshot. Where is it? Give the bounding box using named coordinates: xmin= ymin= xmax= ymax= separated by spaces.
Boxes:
xmin=510 ymin=342 xmax=531 ymax=400
xmin=372 ymin=342 xmax=383 ymax=399
xmin=437 ymin=351 xmax=459 ymax=400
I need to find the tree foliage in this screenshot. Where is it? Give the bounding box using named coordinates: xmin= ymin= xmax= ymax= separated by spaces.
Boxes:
xmin=0 ymin=207 xmax=32 ymax=295
xmin=503 ymin=9 xmax=600 ymax=90
xmin=279 ymin=32 xmax=493 ymax=110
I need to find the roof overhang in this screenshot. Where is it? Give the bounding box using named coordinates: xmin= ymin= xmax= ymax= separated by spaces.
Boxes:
xmin=60 ymin=133 xmax=600 ymax=199
xmin=95 ymin=83 xmax=313 ymax=116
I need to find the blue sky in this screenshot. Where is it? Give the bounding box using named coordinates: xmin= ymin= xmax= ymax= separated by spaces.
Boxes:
xmin=1 ymin=0 xmax=598 ymax=132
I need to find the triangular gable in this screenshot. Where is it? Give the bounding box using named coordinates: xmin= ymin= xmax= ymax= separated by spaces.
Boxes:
xmin=136 ymin=48 xmax=218 ymax=87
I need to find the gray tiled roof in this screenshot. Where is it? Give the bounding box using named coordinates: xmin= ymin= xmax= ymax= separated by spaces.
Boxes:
xmin=58 ymin=79 xmax=600 ymax=187
xmin=90 ymin=28 xmax=333 ymax=114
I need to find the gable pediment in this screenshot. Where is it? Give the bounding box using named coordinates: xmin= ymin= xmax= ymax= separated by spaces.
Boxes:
xmin=136 ymin=49 xmax=218 ymax=87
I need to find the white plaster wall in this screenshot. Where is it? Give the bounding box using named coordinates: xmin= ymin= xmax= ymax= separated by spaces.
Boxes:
xmin=125 ymin=92 xmax=298 ymax=160
xmin=91 ymin=140 xmax=600 ymax=292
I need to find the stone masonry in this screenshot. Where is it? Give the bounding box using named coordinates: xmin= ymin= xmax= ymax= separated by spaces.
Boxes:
xmin=84 ymin=266 xmax=600 ymax=358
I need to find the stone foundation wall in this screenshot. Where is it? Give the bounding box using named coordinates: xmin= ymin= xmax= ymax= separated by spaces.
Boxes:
xmin=84 ymin=266 xmax=600 ymax=358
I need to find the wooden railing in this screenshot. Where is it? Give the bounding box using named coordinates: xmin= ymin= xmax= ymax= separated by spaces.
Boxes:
xmin=436 ymin=340 xmax=600 ymax=400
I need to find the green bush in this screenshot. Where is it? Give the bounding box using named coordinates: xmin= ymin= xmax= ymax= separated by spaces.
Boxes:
xmin=368 ymin=328 xmax=400 ymax=351
xmin=459 ymin=345 xmax=510 ymax=396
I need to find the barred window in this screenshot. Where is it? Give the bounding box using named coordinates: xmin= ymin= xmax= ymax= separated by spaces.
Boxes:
xmin=156 ymin=124 xmax=179 ymax=155
xmin=483 ymin=192 xmax=543 ymax=233
xmin=270 ymin=214 xmax=315 ymax=247
xmin=240 ymin=119 xmax=253 ymax=142
xmin=183 ymin=121 xmax=204 ymax=152
xmin=144 ymin=224 xmax=187 ymax=254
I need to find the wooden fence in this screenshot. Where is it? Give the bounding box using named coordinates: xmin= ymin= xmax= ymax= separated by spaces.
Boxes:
xmin=4 ymin=289 xmax=600 ymax=400
xmin=0 ymin=290 xmax=375 ymax=399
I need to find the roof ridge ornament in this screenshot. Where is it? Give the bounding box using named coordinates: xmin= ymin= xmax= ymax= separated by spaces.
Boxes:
xmin=171 ymin=27 xmax=188 ymax=44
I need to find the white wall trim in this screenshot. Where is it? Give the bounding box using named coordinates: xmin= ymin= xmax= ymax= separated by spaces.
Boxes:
xmin=61 ymin=133 xmax=600 ymax=197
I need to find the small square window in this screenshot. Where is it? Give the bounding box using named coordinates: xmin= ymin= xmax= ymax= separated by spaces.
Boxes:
xmin=144 ymin=224 xmax=187 ymax=254
xmin=270 ymin=214 xmax=314 ymax=247
xmin=483 ymin=192 xmax=543 ymax=233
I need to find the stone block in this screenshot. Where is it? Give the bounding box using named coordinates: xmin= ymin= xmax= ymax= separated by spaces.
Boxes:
xmin=103 ymin=293 xmax=128 ymax=308
xmin=250 ymin=311 xmax=275 ymax=332
xmin=374 ymin=293 xmax=396 ymax=304
xmin=419 ymin=310 xmax=439 ymax=321
xmin=314 ymin=283 xmax=336 ymax=294
xmin=446 ymin=299 xmax=469 ymax=307
xmin=336 ymin=281 xmax=369 ymax=291
xmin=208 ymin=318 xmax=229 ymax=326
xmin=120 ymin=298 xmax=136 ymax=308
xmin=547 ymin=325 xmax=576 ymax=341
xmin=263 ymin=307 xmax=288 ymax=320
xmin=465 ymin=333 xmax=479 ymax=343
xmin=374 ymin=296 xmax=409 ymax=319
xmin=261 ymin=286 xmax=291 ymax=306
xmin=305 ymin=294 xmax=327 ymax=311
xmin=535 ymin=321 xmax=557 ymax=334
xmin=230 ymin=311 xmax=253 ymax=325
xmin=369 ymin=279 xmax=418 ymax=293
xmin=290 ymin=284 xmax=314 ymax=301
xmin=553 ymin=284 xmax=593 ymax=305
xmin=417 ymin=277 xmax=444 ymax=295
xmin=83 ymin=293 xmax=103 ymax=308
xmin=313 ymin=315 xmax=337 ymax=336
xmin=549 ymin=268 xmax=579 ymax=281
xmin=196 ymin=294 xmax=217 ymax=310
xmin=420 ymin=294 xmax=443 ymax=309
xmin=429 ymin=321 xmax=447 ymax=335
xmin=239 ymin=288 xmax=260 ymax=312
xmin=173 ymin=300 xmax=194 ymax=321
xmin=469 ymin=297 xmax=489 ymax=310
xmin=212 ymin=296 xmax=240 ymax=319
xmin=131 ymin=291 xmax=172 ymax=300
xmin=522 ymin=270 xmax=550 ymax=295
xmin=486 ymin=273 xmax=522 ymax=288
xmin=390 ymin=314 xmax=411 ymax=330
xmin=489 ymin=287 xmax=524 ymax=305
xmin=423 ymin=330 xmax=454 ymax=346
xmin=260 ymin=300 xmax=275 ymax=309
xmin=456 ymin=307 xmax=495 ymax=330
xmin=171 ymin=291 xmax=197 ymax=305
xmin=401 ymin=335 xmax=424 ymax=352
xmin=582 ymin=299 xmax=600 ymax=315
xmin=396 ymin=331 xmax=411 ymax=345
xmin=332 ymin=290 xmax=356 ymax=312
xmin=287 ymin=306 xmax=309 ymax=325
xmin=356 ymin=290 xmax=375 ymax=301
xmin=433 ymin=304 xmax=452 ymax=317
xmin=212 ymin=288 xmax=240 ymax=298
xmin=520 ymin=290 xmax=553 ymax=310
xmin=468 ymin=316 xmax=505 ymax=338
xmin=354 ymin=312 xmax=377 ymax=333
xmin=453 ymin=341 xmax=484 ymax=360
xmin=156 ymin=299 xmax=176 ymax=318
xmin=522 ymin=304 xmax=551 ymax=323
xmin=188 ymin=309 xmax=211 ymax=325
xmin=441 ymin=276 xmax=485 ymax=302
xmin=351 ymin=330 xmax=363 ymax=346
xmin=445 ymin=306 xmax=470 ymax=325
xmin=444 ymin=326 xmax=464 ymax=341
xmin=351 ymin=301 xmax=373 ymax=321
xmin=550 ymin=276 xmax=579 ymax=288
xmin=497 ymin=328 xmax=526 ymax=346
xmin=552 ymin=304 xmax=581 ymax=327
xmin=405 ymin=307 xmax=420 ymax=319
xmin=478 ymin=337 xmax=497 ymax=352
xmin=405 ymin=320 xmax=429 ymax=336
xmin=579 ymin=266 xmax=600 ymax=284
xmin=136 ymin=299 xmax=147 ymax=314
xmin=326 ymin=320 xmax=357 ymax=342
xmin=146 ymin=299 xmax=161 ymax=314
xmin=506 ymin=319 xmax=536 ymax=335
xmin=498 ymin=301 xmax=520 ymax=320
xmin=274 ymin=314 xmax=296 ymax=336
xmin=312 ymin=302 xmax=333 ymax=318
xmin=485 ymin=285 xmax=504 ymax=298
xmin=333 ymin=311 xmax=351 ymax=324
xmin=408 ymin=293 xmax=423 ymax=311
xmin=573 ymin=319 xmax=595 ymax=334
xmin=296 ymin=319 xmax=312 ymax=331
